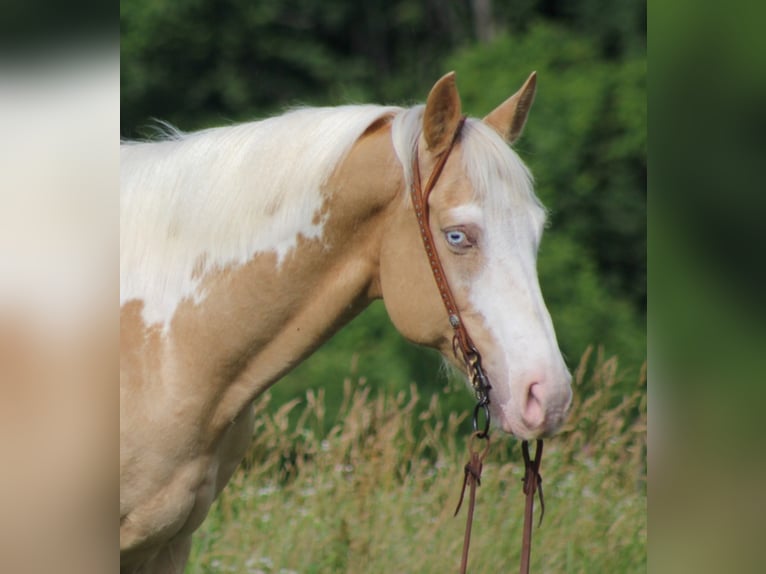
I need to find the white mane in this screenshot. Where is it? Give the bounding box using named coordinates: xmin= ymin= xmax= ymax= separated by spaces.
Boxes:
xmin=121 ymin=103 xmax=544 ymax=330
xmin=121 ymin=105 xmax=400 ymax=327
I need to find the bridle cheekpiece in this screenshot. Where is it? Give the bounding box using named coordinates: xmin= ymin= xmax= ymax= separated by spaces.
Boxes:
xmin=409 ymin=116 xmax=492 ymax=438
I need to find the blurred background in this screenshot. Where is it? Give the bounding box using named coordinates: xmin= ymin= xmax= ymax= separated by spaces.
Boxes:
xmin=121 ymin=0 xmax=647 ymax=424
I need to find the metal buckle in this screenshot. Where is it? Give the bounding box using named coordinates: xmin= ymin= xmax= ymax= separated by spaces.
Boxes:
xmin=472 ymin=399 xmax=491 ymax=438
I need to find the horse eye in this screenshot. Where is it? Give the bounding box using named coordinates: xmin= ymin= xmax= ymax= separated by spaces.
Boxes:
xmin=445 ymin=229 xmax=469 ymax=247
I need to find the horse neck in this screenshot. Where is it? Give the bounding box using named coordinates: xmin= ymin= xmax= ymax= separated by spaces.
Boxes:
xmin=157 ymin=120 xmax=404 ymax=428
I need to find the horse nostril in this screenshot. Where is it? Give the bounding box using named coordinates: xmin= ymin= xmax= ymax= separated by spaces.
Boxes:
xmin=522 ymin=382 xmax=544 ymax=430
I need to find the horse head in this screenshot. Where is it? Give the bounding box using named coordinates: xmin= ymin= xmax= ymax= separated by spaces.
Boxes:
xmin=379 ymin=72 xmax=572 ymax=439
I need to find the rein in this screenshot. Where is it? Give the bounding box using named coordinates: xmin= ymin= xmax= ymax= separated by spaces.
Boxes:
xmin=410 ymin=117 xmax=545 ymax=573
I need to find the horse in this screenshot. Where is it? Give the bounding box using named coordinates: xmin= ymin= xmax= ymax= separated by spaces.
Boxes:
xmin=120 ymin=71 xmax=573 ymax=573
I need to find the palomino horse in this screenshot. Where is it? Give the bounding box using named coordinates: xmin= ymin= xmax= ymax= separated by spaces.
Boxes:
xmin=120 ymin=72 xmax=572 ymax=573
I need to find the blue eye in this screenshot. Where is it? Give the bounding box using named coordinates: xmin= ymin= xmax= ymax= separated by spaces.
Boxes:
xmin=445 ymin=229 xmax=468 ymax=247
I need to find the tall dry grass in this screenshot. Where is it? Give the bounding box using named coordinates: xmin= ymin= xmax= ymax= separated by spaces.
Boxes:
xmin=189 ymin=347 xmax=646 ymax=573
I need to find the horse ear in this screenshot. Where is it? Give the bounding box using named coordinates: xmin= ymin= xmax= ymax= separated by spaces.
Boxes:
xmin=422 ymin=71 xmax=463 ymax=154
xmin=483 ymin=72 xmax=537 ymax=144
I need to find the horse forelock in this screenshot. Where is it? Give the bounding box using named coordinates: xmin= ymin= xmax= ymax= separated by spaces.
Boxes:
xmin=460 ymin=119 xmax=545 ymax=219
xmin=120 ymin=105 xmax=400 ymax=329
xmin=391 ymin=109 xmax=545 ymax=219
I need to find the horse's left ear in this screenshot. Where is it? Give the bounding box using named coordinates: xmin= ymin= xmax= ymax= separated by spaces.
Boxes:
xmin=484 ymin=72 xmax=537 ymax=144
xmin=422 ymin=71 xmax=463 ymax=154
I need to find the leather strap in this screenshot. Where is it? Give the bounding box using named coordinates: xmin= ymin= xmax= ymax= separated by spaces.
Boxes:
xmin=520 ymin=440 xmax=545 ymax=574
xmin=410 ymin=116 xmax=475 ymax=358
xmin=454 ymin=434 xmax=491 ymax=574
xmin=410 ymin=116 xmax=492 ymax=437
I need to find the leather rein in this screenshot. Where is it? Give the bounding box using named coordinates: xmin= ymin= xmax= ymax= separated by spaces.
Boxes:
xmin=410 ymin=116 xmax=545 ymax=574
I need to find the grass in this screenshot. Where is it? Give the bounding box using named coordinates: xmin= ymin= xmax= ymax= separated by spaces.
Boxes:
xmin=188 ymin=347 xmax=646 ymax=573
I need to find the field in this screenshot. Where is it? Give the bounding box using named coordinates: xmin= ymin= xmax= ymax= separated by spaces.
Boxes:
xmin=188 ymin=348 xmax=646 ymax=573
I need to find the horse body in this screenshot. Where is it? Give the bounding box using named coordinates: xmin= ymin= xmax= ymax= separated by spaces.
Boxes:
xmin=120 ymin=73 xmax=572 ymax=572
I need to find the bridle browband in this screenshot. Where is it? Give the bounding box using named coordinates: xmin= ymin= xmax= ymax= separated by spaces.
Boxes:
xmin=409 ymin=116 xmax=545 ymax=574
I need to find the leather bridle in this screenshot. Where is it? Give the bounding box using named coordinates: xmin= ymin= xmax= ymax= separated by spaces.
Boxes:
xmin=409 ymin=116 xmax=491 ymax=437
xmin=409 ymin=116 xmax=545 ymax=574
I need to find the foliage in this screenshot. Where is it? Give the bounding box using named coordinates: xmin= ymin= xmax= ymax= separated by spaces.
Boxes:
xmin=120 ymin=0 xmax=476 ymax=135
xmin=189 ymin=349 xmax=646 ymax=573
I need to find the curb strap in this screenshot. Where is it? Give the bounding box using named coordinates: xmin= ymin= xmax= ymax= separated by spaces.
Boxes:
xmin=454 ymin=434 xmax=491 ymax=574
xmin=519 ymin=440 xmax=545 ymax=574
xmin=410 ymin=116 xmax=492 ymax=436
